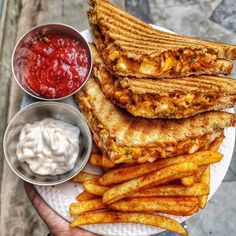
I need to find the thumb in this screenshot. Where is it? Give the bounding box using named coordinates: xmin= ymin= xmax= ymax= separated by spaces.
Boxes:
xmin=24 ymin=182 xmax=98 ymax=236
xmin=24 ymin=182 xmax=68 ymax=229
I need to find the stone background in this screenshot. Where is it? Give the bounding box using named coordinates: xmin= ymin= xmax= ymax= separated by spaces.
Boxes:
xmin=0 ymin=0 xmax=236 ymax=235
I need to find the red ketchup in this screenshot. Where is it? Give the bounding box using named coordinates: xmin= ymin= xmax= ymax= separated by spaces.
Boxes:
xmin=22 ymin=34 xmax=90 ymax=98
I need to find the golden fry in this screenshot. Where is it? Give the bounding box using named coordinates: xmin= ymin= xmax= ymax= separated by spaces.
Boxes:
xmin=76 ymin=190 xmax=97 ymax=201
xmin=198 ymin=166 xmax=210 ymax=209
xmin=209 ymin=135 xmax=225 ymax=152
xmin=102 ymin=155 xmax=116 ymax=168
xmin=99 ymin=151 xmax=222 ymax=186
xmin=70 ymin=212 xmax=187 ymax=236
xmin=197 ymin=136 xmax=224 ymax=208
xmin=103 ymin=162 xmax=198 ymax=204
xmin=131 ymin=183 xmax=209 ymax=197
xmin=83 ymin=179 xmax=110 ymax=196
xmin=73 ymin=172 xmax=100 ymax=184
xmin=181 ymin=165 xmax=208 ymax=186
xmin=199 ymin=195 xmax=208 ymax=209
xmin=195 ymin=166 xmax=208 ymax=181
xmin=110 ymin=197 xmax=199 ymax=216
xmin=70 ymin=199 xmax=105 ymax=216
xmin=181 ymin=175 xmax=196 ymax=186
xmin=89 ymin=153 xmax=103 ymax=166
xmin=198 ymin=135 xmax=219 ymax=209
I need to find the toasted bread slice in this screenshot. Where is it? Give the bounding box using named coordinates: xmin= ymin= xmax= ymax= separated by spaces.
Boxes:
xmin=75 ymin=76 xmax=235 ymax=163
xmin=91 ymin=44 xmax=236 ymax=119
xmin=88 ymin=0 xmax=235 ymax=78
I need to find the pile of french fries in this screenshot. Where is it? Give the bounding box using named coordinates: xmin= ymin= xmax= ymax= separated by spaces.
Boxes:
xmin=70 ymin=136 xmax=224 ymax=235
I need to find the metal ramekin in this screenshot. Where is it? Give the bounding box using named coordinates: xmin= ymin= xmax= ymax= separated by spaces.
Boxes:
xmin=3 ymin=102 xmax=92 ymax=186
xmin=12 ymin=23 xmax=92 ymax=100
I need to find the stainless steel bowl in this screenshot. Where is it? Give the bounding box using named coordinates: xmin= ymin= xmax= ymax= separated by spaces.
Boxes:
xmin=12 ymin=23 xmax=92 ymax=100
xmin=3 ymin=102 xmax=92 ymax=186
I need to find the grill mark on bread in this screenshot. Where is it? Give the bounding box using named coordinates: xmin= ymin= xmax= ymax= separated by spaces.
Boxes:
xmin=90 ymin=0 xmax=236 ymax=61
xmin=93 ymin=1 xmax=236 ymax=59
xmin=120 ymin=77 xmax=222 ymax=94
xmin=119 ymin=75 xmax=236 ymax=95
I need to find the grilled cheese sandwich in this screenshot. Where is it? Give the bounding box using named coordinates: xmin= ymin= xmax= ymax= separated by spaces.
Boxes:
xmin=91 ymin=44 xmax=236 ymax=119
xmin=75 ymin=76 xmax=236 ymax=163
xmin=88 ymin=0 xmax=236 ymax=78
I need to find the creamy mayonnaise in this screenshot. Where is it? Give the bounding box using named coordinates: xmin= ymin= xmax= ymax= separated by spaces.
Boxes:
xmin=16 ymin=118 xmax=80 ymax=175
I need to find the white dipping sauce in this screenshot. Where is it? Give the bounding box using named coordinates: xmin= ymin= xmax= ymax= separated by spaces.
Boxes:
xmin=16 ymin=118 xmax=80 ymax=175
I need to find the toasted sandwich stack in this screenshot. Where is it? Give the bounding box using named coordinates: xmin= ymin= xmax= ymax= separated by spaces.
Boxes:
xmin=75 ymin=0 xmax=236 ymax=164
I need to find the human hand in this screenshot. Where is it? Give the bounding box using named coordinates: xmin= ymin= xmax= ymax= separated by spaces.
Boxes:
xmin=24 ymin=182 xmax=98 ymax=236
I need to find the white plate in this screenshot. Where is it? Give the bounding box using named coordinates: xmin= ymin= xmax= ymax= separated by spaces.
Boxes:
xmin=33 ymin=27 xmax=235 ymax=236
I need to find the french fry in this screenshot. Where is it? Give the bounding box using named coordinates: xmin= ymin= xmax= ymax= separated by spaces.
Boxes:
xmin=99 ymin=151 xmax=222 ymax=186
xmin=181 ymin=166 xmax=207 ymax=187
xmin=181 ymin=175 xmax=196 ymax=186
xmin=73 ymin=172 xmax=100 ymax=184
xmin=70 ymin=199 xmax=105 ymax=216
xmin=70 ymin=212 xmax=187 ymax=236
xmin=197 ymin=136 xmax=224 ymax=208
xmin=181 ymin=135 xmax=224 ymax=186
xmin=181 ymin=166 xmax=208 ymax=187
xmin=76 ymin=190 xmax=98 ymax=201
xmin=198 ymin=166 xmax=210 ymax=209
xmin=102 ymin=155 xmax=116 ymax=168
xmin=195 ymin=166 xmax=208 ymax=181
xmin=209 ymin=135 xmax=225 ymax=152
xmin=89 ymin=153 xmax=103 ymax=166
xmin=103 ymin=162 xmax=198 ymax=204
xmin=110 ymin=197 xmax=199 ymax=216
xmin=198 ymin=195 xmax=208 ymax=209
xmin=131 ymin=183 xmax=209 ymax=197
xmin=83 ymin=179 xmax=110 ymax=196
